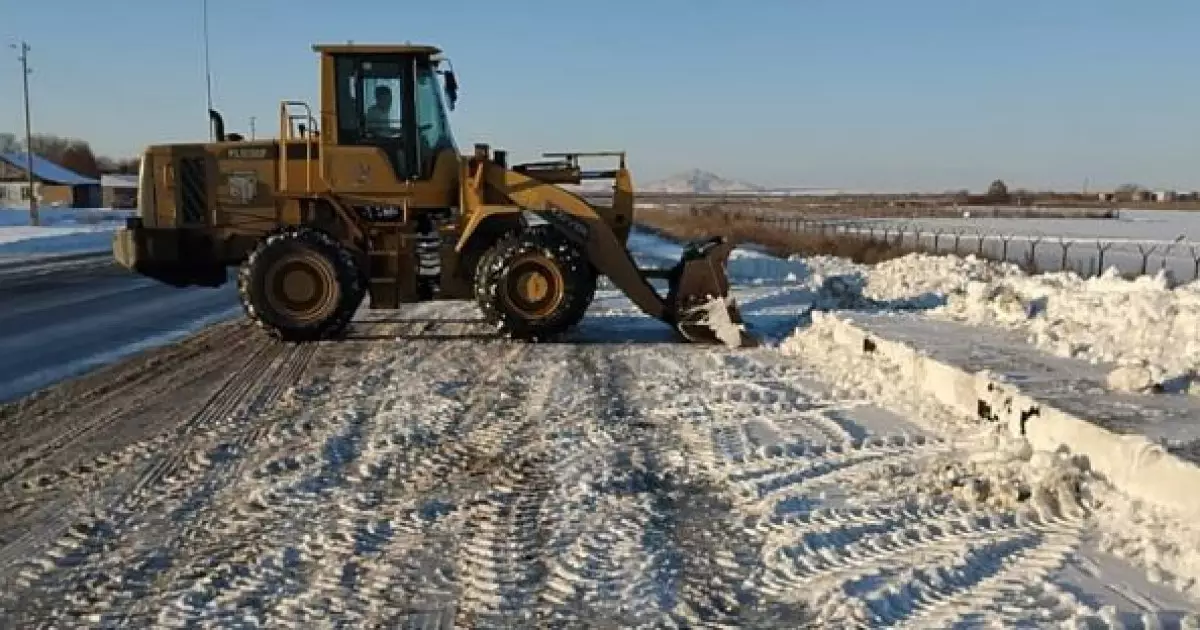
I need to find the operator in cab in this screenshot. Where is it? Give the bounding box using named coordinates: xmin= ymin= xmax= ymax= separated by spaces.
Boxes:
xmin=365 ymin=85 xmax=398 ymax=135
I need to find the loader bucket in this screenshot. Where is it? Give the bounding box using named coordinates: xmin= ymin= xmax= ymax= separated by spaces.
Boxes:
xmin=665 ymin=237 xmax=759 ymax=348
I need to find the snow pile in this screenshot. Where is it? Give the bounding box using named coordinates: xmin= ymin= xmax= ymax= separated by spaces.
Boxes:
xmin=792 ymin=249 xmax=1198 ymax=395
xmin=845 ymin=253 xmax=1022 ymax=302
xmin=1096 ymin=492 xmax=1200 ymax=600
xmin=797 ymin=253 xmax=1024 ymax=311
xmin=933 ymin=268 xmax=1200 ymax=394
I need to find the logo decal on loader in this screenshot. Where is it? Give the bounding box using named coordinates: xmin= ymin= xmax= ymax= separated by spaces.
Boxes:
xmin=227 ymin=171 xmax=258 ymax=204
xmin=226 ymin=147 xmax=269 ymax=160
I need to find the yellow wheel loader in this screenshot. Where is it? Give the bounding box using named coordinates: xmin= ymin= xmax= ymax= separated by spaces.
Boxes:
xmin=111 ymin=43 xmax=755 ymax=347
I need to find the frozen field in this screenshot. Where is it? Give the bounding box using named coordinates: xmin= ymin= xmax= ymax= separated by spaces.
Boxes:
xmin=838 ymin=209 xmax=1200 ymax=281
xmin=0 ymin=231 xmax=1197 ymax=627
xmin=853 ymin=209 xmax=1200 ymax=243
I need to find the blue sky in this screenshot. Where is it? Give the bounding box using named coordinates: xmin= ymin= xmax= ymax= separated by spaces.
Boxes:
xmin=2 ymin=0 xmax=1198 ymax=191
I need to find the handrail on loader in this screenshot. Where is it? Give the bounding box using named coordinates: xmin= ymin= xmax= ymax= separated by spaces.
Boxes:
xmin=278 ymin=100 xmax=320 ymax=193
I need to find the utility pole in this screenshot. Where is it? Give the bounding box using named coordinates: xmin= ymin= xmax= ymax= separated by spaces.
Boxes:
xmin=202 ymin=0 xmax=214 ymax=140
xmin=12 ymin=41 xmax=37 ymax=226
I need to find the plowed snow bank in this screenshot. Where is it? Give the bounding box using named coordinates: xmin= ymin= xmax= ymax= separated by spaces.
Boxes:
xmin=798 ymin=253 xmax=1200 ymax=394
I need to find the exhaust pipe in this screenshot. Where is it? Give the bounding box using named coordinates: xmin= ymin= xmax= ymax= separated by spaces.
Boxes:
xmin=208 ymin=109 xmax=226 ymax=142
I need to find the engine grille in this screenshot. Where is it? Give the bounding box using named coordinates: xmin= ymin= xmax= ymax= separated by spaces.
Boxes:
xmin=177 ymin=157 xmax=208 ymax=225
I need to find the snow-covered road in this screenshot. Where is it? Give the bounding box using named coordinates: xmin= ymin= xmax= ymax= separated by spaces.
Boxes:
xmin=0 ymin=255 xmax=240 ymax=403
xmin=2 ymin=242 xmax=1198 ymax=626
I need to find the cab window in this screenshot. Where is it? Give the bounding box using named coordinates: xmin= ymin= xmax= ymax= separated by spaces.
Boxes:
xmin=334 ymin=55 xmax=414 ymax=179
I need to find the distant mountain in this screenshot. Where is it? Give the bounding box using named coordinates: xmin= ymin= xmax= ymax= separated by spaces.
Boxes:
xmin=641 ymin=169 xmax=765 ymax=194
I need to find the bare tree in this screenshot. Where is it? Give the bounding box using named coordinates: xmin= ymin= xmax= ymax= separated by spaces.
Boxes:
xmin=1 ymin=130 xmax=136 ymax=175
xmin=986 ymin=179 xmax=1010 ymax=201
xmin=59 ymin=143 xmax=101 ymax=178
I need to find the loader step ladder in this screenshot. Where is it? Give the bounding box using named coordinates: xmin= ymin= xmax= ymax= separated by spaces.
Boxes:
xmin=366 ymin=219 xmax=417 ymax=309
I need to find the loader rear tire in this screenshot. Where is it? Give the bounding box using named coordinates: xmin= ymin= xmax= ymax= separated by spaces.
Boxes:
xmin=479 ymin=227 xmax=595 ymax=341
xmin=238 ymin=227 xmax=364 ymax=342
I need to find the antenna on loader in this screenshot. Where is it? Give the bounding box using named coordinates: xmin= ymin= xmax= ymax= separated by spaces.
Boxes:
xmin=202 ymin=0 xmax=215 ymax=140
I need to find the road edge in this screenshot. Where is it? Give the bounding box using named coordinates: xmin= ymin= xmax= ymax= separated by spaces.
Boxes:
xmin=806 ymin=310 xmax=1200 ymax=522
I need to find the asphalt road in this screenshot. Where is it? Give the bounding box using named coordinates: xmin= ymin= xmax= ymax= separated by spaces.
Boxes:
xmin=0 ymin=253 xmax=241 ymax=403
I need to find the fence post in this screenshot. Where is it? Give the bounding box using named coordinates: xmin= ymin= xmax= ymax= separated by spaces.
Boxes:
xmin=1023 ymin=236 xmax=1042 ymax=272
xmin=1057 ymin=237 xmax=1071 ymax=272
xmin=1136 ymin=243 xmax=1157 ymax=276
xmin=1096 ymin=241 xmax=1113 ymax=275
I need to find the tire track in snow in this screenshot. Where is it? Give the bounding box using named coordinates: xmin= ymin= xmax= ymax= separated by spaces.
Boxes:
xmin=101 ymin=342 xmax=323 ymax=625
xmin=746 ymin=495 xmax=1088 ymax=627
xmin=707 ymin=354 xmax=873 ymax=445
xmin=607 ymin=348 xmax=814 ymax=627
xmin=0 ymin=339 xmax=320 ymax=624
xmin=0 ymin=326 xmax=263 ymax=564
xmin=532 ymin=348 xmax=714 ymax=627
xmin=447 ymin=346 xmax=569 ymax=626
xmin=0 ymin=328 xmax=269 ymax=571
xmin=141 ymin=336 xmax=452 ymax=627
xmin=720 ymin=434 xmax=949 ymax=515
xmin=259 ymin=338 xmax=533 ymax=627
xmin=895 ymin=521 xmax=1086 ymax=628
xmin=626 ymin=347 xmax=1098 ymax=626
xmin=101 ymin=335 xmax=524 ymax=627
xmin=0 ymin=323 xmax=260 ymax=492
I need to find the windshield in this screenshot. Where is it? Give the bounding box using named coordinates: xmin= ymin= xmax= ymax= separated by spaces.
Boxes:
xmin=414 ymin=62 xmax=457 ymax=175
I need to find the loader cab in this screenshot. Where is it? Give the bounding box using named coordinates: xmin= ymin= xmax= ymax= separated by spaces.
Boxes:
xmin=315 ymin=44 xmax=458 ymax=184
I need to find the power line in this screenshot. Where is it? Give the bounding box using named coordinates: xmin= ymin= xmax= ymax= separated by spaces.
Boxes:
xmin=11 ymin=40 xmax=37 ymax=226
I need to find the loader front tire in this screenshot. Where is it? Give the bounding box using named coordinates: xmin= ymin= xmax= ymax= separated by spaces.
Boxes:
xmin=479 ymin=227 xmax=595 ymax=341
xmin=238 ymin=227 xmax=364 ymax=342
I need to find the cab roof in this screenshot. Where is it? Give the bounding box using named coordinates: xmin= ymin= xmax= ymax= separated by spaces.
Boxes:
xmin=312 ymin=43 xmax=441 ymax=56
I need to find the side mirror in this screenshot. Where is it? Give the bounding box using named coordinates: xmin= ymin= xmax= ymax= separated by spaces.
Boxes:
xmin=443 ymin=70 xmax=458 ymax=111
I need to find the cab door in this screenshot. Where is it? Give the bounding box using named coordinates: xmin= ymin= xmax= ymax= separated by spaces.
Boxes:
xmin=326 ymin=53 xmax=419 ymax=197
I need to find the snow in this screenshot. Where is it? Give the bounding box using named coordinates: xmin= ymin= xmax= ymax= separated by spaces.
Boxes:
xmin=780 ymin=312 xmax=1200 ymax=610
xmin=814 ymin=253 xmax=1200 ymax=395
xmin=2 ymin=226 xmax=1199 ymax=624
xmin=679 ymin=295 xmax=747 ymax=347
xmin=0 ymin=207 xmax=132 ymax=258
xmin=939 ymin=270 xmax=1200 ymax=393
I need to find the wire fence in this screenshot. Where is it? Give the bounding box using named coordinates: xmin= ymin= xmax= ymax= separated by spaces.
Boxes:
xmin=751 ymin=214 xmax=1200 ymax=283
